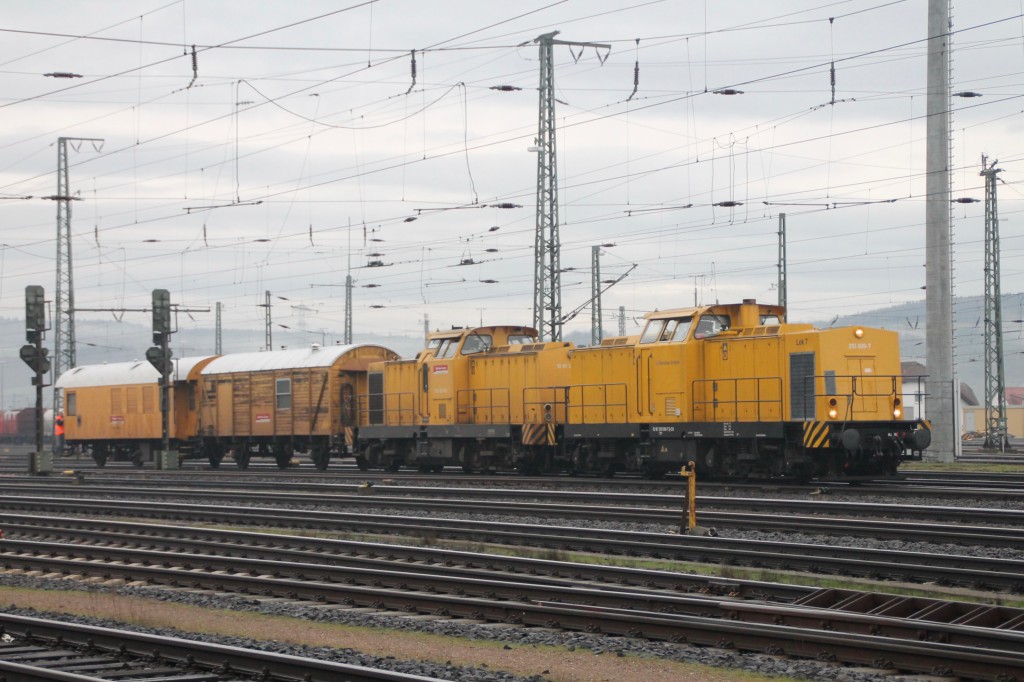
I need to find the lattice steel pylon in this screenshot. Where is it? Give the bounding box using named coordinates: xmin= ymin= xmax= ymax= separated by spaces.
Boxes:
xmin=981 ymin=155 xmax=1008 ymax=451
xmin=590 ymin=245 xmax=602 ymax=346
xmin=344 ymin=274 xmax=353 ymax=345
xmin=51 ymin=136 xmax=103 ymax=423
xmin=531 ymin=31 xmax=609 ymax=341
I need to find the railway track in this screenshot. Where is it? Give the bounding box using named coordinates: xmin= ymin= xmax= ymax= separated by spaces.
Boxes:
xmin=3 ymin=479 xmax=1024 ymax=549
xmin=2 ymin=521 xmax=1024 ymax=680
xmin=2 ymin=497 xmax=1022 ymax=593
xmin=0 ymin=612 xmax=446 ymax=681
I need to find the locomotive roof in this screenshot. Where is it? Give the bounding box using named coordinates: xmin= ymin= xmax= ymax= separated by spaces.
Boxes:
xmin=200 ymin=343 xmax=381 ymax=375
xmin=56 ymin=356 xmax=217 ymax=388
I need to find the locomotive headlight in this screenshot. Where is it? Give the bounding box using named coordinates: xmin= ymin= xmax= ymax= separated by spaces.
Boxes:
xmin=892 ymin=398 xmax=902 ymax=419
xmin=854 ymin=327 xmax=864 ymax=338
xmin=828 ymin=397 xmax=838 ymax=419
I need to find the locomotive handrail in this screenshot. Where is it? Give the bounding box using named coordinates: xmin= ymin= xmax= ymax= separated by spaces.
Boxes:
xmin=358 ymin=391 xmax=416 ymax=426
xmin=522 ymin=385 xmax=569 ymax=424
xmin=691 ymin=376 xmax=784 ymax=423
xmin=564 ymin=383 xmax=629 ymax=424
xmin=456 ymin=387 xmax=511 ymax=425
xmin=794 ymin=374 xmax=928 ymax=421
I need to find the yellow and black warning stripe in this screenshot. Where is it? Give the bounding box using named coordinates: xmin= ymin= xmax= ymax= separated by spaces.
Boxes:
xmin=802 ymin=421 xmax=831 ymax=449
xmin=344 ymin=427 xmax=355 ymax=447
xmin=522 ymin=423 xmax=556 ymax=446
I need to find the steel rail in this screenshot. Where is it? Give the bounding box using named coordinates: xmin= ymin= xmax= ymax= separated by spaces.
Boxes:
xmin=1 ymin=497 xmax=1023 ymax=593
xmin=4 ymin=481 xmax=1024 ymax=549
xmin=1 ymin=545 xmax=1022 ymax=681
xmin=0 ymin=613 xmax=448 ymax=681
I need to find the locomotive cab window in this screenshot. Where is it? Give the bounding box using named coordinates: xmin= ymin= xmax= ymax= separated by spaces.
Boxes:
xmin=694 ymin=314 xmax=729 ymax=339
xmin=276 ymin=378 xmax=292 ymax=409
xmin=461 ymin=334 xmax=492 ymax=355
xmin=641 ymin=317 xmax=693 ymax=344
xmin=436 ymin=338 xmax=460 ymax=359
xmin=760 ymin=314 xmax=781 ymax=325
xmin=508 ymin=333 xmax=535 ymax=345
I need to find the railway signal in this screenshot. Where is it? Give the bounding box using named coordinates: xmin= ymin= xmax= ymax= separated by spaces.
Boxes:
xmin=20 ymin=285 xmax=51 ymax=474
xmin=147 ymin=288 xmax=174 ymax=469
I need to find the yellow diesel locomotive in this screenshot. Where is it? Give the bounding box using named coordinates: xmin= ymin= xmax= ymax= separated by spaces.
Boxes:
xmin=358 ymin=300 xmax=930 ymax=479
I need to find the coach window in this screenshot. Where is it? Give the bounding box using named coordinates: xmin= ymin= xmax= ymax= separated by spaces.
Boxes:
xmin=276 ymin=378 xmax=292 ymax=409
xmin=66 ymin=392 xmax=77 ymax=417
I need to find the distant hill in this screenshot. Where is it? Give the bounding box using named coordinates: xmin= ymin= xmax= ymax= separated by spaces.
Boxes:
xmin=805 ymin=293 xmax=1024 ymax=399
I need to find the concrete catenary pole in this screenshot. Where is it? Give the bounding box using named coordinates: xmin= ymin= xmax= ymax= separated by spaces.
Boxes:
xmin=925 ymin=0 xmax=955 ymax=462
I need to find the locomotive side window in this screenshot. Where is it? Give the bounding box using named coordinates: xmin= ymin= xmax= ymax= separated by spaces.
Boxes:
xmin=508 ymin=334 xmax=534 ymax=345
xmin=276 ymin=378 xmax=292 ymax=409
xmin=461 ymin=334 xmax=492 ymax=355
xmin=66 ymin=392 xmax=77 ymax=417
xmin=694 ymin=314 xmax=729 ymax=339
xmin=760 ymin=314 xmax=781 ymax=325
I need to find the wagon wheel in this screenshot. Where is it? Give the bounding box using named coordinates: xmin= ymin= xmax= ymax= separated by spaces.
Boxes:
xmin=207 ymin=445 xmax=223 ymax=469
xmin=131 ymin=450 xmax=144 ymax=468
xmin=92 ymin=448 xmax=107 ymax=468
xmin=235 ymin=450 xmax=251 ymax=470
xmin=312 ymin=446 xmax=330 ymax=471
xmin=275 ymin=451 xmax=291 ymax=470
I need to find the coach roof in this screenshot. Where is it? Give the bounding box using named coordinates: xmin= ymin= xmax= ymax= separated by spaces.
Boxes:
xmin=200 ymin=344 xmax=376 ymax=375
xmin=56 ymin=356 xmax=217 ymax=388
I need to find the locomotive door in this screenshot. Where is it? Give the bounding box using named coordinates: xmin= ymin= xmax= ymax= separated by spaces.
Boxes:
xmin=847 ymin=356 xmax=878 ymax=413
xmin=637 ymin=348 xmax=654 ymax=418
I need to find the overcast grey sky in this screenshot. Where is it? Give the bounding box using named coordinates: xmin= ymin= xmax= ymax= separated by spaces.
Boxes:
xmin=1 ymin=0 xmax=1022 ymax=359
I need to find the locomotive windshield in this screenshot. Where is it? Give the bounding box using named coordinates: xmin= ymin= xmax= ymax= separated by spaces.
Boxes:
xmin=640 ymin=317 xmax=692 ymax=343
xmin=435 ymin=337 xmax=461 ymax=359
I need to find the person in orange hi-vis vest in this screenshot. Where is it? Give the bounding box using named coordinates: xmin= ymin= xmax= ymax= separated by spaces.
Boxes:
xmin=54 ymin=412 xmax=65 ymax=453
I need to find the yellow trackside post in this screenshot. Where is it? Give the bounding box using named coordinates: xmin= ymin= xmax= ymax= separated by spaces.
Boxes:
xmin=680 ymin=460 xmax=697 ymax=532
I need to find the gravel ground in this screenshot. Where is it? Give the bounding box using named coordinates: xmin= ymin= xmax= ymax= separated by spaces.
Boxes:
xmin=0 ymin=574 xmax=895 ymax=682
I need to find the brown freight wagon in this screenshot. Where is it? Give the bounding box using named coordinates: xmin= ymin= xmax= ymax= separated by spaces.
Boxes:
xmin=57 ymin=356 xmax=217 ymax=466
xmin=197 ymin=343 xmax=398 ymax=470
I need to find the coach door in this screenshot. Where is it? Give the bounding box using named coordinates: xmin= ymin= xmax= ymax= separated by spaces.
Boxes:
xmin=216 ymin=380 xmax=234 ymax=436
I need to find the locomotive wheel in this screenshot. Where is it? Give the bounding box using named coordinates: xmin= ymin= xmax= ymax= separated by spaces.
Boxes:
xmin=384 ymin=460 xmax=401 ymax=473
xmin=355 ymin=456 xmax=369 ymax=471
